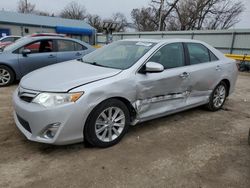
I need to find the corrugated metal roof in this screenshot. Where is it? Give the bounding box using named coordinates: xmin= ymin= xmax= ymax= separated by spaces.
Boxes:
xmin=0 ymin=11 xmax=95 ymax=30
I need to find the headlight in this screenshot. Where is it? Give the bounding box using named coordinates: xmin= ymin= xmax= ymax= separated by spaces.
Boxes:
xmin=32 ymin=92 xmax=83 ymax=107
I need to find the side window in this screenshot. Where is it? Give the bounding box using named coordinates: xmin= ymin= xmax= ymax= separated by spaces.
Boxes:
xmin=186 ymin=43 xmax=210 ymax=65
xmin=75 ymin=42 xmax=87 ymax=51
xmin=57 ymin=40 xmax=75 ymax=52
xmin=1 ymin=37 xmax=13 ymax=42
xmin=14 ymin=37 xmax=20 ymax=42
xmin=210 ymin=51 xmax=219 ymax=61
xmin=149 ymin=43 xmax=185 ymax=69
xmin=22 ymin=40 xmax=53 ymax=54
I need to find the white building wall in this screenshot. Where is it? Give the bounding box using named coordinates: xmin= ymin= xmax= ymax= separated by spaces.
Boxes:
xmin=0 ymin=23 xmax=55 ymax=36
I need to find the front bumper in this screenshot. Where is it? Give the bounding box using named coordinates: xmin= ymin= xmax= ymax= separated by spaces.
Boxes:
xmin=13 ymin=89 xmax=87 ymax=145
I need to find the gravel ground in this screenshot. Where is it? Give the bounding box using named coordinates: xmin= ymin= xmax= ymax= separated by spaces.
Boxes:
xmin=0 ymin=74 xmax=249 ymax=188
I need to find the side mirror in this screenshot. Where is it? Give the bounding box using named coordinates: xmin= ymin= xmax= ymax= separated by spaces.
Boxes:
xmin=22 ymin=49 xmax=31 ymax=56
xmin=144 ymin=62 xmax=164 ymax=73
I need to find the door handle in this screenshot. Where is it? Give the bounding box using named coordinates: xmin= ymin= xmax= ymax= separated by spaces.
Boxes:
xmin=216 ymin=65 xmax=222 ymax=71
xmin=179 ymin=72 xmax=190 ymax=79
xmin=48 ymin=54 xmax=55 ymax=58
xmin=75 ymin=52 xmax=82 ymax=56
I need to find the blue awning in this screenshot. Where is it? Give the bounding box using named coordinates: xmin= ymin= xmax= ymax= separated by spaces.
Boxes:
xmin=56 ymin=26 xmax=93 ymax=36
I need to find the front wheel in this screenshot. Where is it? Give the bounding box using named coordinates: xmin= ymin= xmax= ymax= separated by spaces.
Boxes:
xmin=84 ymin=99 xmax=130 ymax=148
xmin=206 ymin=81 xmax=227 ymax=111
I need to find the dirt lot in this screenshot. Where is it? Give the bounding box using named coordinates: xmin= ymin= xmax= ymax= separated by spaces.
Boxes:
xmin=0 ymin=74 xmax=250 ymax=188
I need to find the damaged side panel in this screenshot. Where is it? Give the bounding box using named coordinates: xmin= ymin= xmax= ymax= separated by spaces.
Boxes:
xmin=134 ymin=67 xmax=192 ymax=120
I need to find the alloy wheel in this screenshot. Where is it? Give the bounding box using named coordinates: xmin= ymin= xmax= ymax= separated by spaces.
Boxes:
xmin=0 ymin=68 xmax=11 ymax=86
xmin=95 ymin=107 xmax=125 ymax=142
xmin=213 ymin=85 xmax=226 ymax=108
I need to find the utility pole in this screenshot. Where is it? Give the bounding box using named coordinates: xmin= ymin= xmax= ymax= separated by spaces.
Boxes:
xmin=158 ymin=0 xmax=164 ymax=31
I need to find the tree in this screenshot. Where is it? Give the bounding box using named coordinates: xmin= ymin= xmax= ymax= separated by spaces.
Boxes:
xmin=131 ymin=7 xmax=158 ymax=31
xmin=151 ymin=0 xmax=180 ymax=31
xmin=60 ymin=1 xmax=87 ymax=20
xmin=110 ymin=12 xmax=128 ymax=32
xmin=86 ymin=14 xmax=103 ymax=32
xmin=131 ymin=0 xmax=244 ymax=31
xmin=17 ymin=0 xmax=35 ymax=14
xmin=169 ymin=0 xmax=244 ymax=30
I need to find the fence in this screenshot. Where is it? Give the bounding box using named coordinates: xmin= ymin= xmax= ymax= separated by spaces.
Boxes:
xmin=97 ymin=29 xmax=250 ymax=55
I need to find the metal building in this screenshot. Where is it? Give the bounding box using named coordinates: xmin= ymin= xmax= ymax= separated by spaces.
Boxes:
xmin=0 ymin=11 xmax=96 ymax=44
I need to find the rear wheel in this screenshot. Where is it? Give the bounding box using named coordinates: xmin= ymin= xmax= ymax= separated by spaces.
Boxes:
xmin=0 ymin=65 xmax=15 ymax=87
xmin=206 ymin=81 xmax=227 ymax=111
xmin=84 ymin=99 xmax=130 ymax=148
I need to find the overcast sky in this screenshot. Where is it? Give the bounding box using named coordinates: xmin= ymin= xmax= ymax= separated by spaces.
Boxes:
xmin=1 ymin=0 xmax=250 ymax=29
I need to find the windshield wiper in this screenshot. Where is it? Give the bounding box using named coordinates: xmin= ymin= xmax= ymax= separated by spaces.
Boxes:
xmin=83 ymin=61 xmax=107 ymax=68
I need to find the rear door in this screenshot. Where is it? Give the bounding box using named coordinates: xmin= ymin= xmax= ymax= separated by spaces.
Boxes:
xmin=136 ymin=42 xmax=192 ymax=120
xmin=18 ymin=39 xmax=57 ymax=76
xmin=56 ymin=39 xmax=88 ymax=62
xmin=184 ymin=42 xmax=223 ymax=104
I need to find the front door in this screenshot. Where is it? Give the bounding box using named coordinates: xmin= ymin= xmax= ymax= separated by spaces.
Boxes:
xmin=18 ymin=39 xmax=57 ymax=76
xmin=135 ymin=43 xmax=191 ymax=120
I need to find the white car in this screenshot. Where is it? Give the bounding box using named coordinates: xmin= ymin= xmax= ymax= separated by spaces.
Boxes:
xmin=13 ymin=39 xmax=238 ymax=147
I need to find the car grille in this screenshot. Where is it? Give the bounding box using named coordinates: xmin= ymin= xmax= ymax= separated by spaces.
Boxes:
xmin=16 ymin=114 xmax=32 ymax=133
xmin=18 ymin=87 xmax=39 ymax=103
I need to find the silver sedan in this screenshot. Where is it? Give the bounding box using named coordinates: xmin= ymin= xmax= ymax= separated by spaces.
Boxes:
xmin=13 ymin=39 xmax=238 ymax=147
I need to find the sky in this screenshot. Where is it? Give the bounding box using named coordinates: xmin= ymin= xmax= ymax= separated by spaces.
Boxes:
xmin=0 ymin=0 xmax=250 ymax=29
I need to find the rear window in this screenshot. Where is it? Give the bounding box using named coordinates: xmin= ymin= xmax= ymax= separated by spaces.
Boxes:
xmin=57 ymin=40 xmax=87 ymax=52
xmin=186 ymin=43 xmax=218 ymax=65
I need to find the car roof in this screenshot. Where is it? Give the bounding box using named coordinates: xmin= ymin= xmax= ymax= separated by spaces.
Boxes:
xmin=0 ymin=35 xmax=21 ymax=39
xmin=122 ymin=38 xmax=204 ymax=44
xmin=23 ymin=36 xmax=85 ymax=43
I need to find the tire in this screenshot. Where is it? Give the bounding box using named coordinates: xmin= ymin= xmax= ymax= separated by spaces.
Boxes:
xmin=206 ymin=81 xmax=228 ymax=111
xmin=0 ymin=65 xmax=15 ymax=87
xmin=84 ymin=99 xmax=130 ymax=148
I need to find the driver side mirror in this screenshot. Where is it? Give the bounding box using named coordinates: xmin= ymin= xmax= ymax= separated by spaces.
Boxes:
xmin=142 ymin=62 xmax=164 ymax=73
xmin=22 ymin=49 xmax=31 ymax=57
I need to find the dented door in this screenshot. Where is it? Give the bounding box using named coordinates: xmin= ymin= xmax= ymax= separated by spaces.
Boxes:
xmin=134 ymin=43 xmax=191 ymax=120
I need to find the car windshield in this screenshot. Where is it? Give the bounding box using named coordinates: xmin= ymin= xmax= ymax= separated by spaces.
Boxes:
xmin=82 ymin=41 xmax=156 ymax=70
xmin=3 ymin=37 xmax=31 ymax=52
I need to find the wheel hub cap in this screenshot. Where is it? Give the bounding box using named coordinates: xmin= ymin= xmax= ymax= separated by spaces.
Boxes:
xmin=213 ymin=85 xmax=226 ymax=108
xmin=0 ymin=68 xmax=11 ymax=85
xmin=95 ymin=107 xmax=125 ymax=142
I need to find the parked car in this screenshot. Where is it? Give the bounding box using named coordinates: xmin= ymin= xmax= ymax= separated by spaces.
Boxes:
xmin=13 ymin=39 xmax=238 ymax=147
xmin=0 ymin=36 xmax=95 ymax=86
xmin=0 ymin=35 xmax=21 ymax=49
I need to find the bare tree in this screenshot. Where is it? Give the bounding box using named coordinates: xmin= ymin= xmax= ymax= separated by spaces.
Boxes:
xmin=170 ymin=0 xmax=244 ymax=30
xmin=17 ymin=0 xmax=35 ymax=14
xmin=60 ymin=1 xmax=87 ymax=20
xmin=86 ymin=14 xmax=103 ymax=32
xmin=132 ymin=0 xmax=244 ymax=31
xmin=111 ymin=12 xmax=128 ymax=32
xmin=206 ymin=0 xmax=244 ymax=29
xmin=151 ymin=0 xmax=180 ymax=31
xmin=131 ymin=7 xmax=158 ymax=31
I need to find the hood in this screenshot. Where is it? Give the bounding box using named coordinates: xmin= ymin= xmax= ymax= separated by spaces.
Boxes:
xmin=20 ymin=60 xmax=122 ymax=92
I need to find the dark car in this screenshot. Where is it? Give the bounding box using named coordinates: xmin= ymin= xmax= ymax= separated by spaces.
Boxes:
xmin=0 ymin=36 xmax=95 ymax=86
xmin=0 ymin=35 xmax=21 ymax=49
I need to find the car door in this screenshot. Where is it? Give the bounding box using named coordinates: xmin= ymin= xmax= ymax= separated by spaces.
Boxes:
xmin=184 ymin=42 xmax=223 ymax=105
xmin=18 ymin=39 xmax=57 ymax=76
xmin=56 ymin=39 xmax=87 ymax=63
xmin=135 ymin=42 xmax=192 ymax=120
